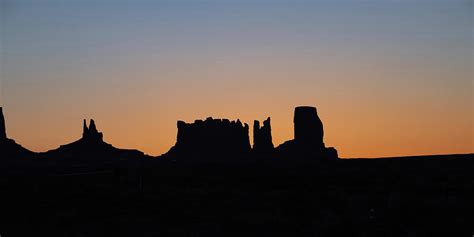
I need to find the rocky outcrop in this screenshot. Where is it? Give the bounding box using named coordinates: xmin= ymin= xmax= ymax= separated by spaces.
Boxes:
xmin=253 ymin=117 xmax=274 ymax=153
xmin=0 ymin=107 xmax=34 ymax=163
xmin=82 ymin=119 xmax=103 ymax=142
xmin=165 ymin=106 xmax=338 ymax=161
xmin=166 ymin=117 xmax=251 ymax=161
xmin=294 ymin=106 xmax=325 ymax=149
xmin=277 ymin=106 xmax=338 ymax=160
xmin=0 ymin=107 xmax=6 ymax=140
xmin=44 ymin=118 xmax=144 ymax=162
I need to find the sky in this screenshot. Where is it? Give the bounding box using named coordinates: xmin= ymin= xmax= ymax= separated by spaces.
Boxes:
xmin=1 ymin=0 xmax=472 ymax=158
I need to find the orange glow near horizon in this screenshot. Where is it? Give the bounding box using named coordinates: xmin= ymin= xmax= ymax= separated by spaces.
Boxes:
xmin=3 ymin=63 xmax=473 ymax=158
xmin=1 ymin=1 xmax=472 ymax=158
xmin=3 ymin=103 xmax=474 ymax=158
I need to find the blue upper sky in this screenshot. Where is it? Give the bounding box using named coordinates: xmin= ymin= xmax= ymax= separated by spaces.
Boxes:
xmin=1 ymin=0 xmax=472 ymax=157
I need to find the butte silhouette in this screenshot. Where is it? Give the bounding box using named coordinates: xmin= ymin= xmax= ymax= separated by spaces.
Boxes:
xmin=161 ymin=106 xmax=338 ymax=162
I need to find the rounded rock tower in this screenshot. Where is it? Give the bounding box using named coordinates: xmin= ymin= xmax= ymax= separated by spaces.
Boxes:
xmin=294 ymin=106 xmax=324 ymax=149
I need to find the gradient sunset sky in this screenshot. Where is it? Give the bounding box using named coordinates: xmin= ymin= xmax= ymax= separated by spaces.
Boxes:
xmin=1 ymin=0 xmax=472 ymax=158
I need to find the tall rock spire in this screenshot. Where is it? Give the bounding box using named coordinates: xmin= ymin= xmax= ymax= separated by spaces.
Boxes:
xmin=82 ymin=119 xmax=89 ymax=138
xmin=294 ymin=106 xmax=324 ymax=149
xmin=0 ymin=107 xmax=6 ymax=140
xmin=89 ymin=119 xmax=98 ymax=133
xmin=276 ymin=106 xmax=338 ymax=160
xmin=253 ymin=117 xmax=274 ymax=152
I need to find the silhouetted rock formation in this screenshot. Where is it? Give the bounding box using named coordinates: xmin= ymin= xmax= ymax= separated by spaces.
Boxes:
xmin=44 ymin=119 xmax=144 ymax=163
xmin=163 ymin=106 xmax=338 ymax=162
xmin=82 ymin=119 xmax=104 ymax=142
xmin=0 ymin=107 xmax=6 ymax=140
xmin=0 ymin=107 xmax=34 ymax=163
xmin=253 ymin=117 xmax=274 ymax=153
xmin=277 ymin=106 xmax=338 ymax=160
xmin=294 ymin=106 xmax=324 ymax=148
xmin=165 ymin=117 xmax=251 ymax=161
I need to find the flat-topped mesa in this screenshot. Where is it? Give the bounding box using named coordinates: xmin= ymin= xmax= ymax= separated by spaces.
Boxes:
xmin=0 ymin=107 xmax=6 ymax=140
xmin=253 ymin=117 xmax=274 ymax=153
xmin=294 ymin=106 xmax=324 ymax=149
xmin=169 ymin=117 xmax=251 ymax=159
xmin=82 ymin=119 xmax=103 ymax=142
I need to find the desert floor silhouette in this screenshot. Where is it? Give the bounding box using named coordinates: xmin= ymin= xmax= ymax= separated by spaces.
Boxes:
xmin=0 ymin=106 xmax=473 ymax=236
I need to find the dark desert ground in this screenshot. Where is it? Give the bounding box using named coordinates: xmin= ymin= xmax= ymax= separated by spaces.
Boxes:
xmin=1 ymin=106 xmax=473 ymax=236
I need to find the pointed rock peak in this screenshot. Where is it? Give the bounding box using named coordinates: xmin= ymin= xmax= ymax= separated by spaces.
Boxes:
xmin=0 ymin=107 xmax=6 ymax=140
xmin=82 ymin=119 xmax=89 ymax=136
xmin=89 ymin=119 xmax=97 ymax=133
xmin=263 ymin=117 xmax=271 ymax=127
xmin=82 ymin=118 xmax=103 ymax=142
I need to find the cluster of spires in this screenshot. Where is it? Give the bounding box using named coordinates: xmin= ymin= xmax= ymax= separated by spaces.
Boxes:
xmin=82 ymin=119 xmax=103 ymax=142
